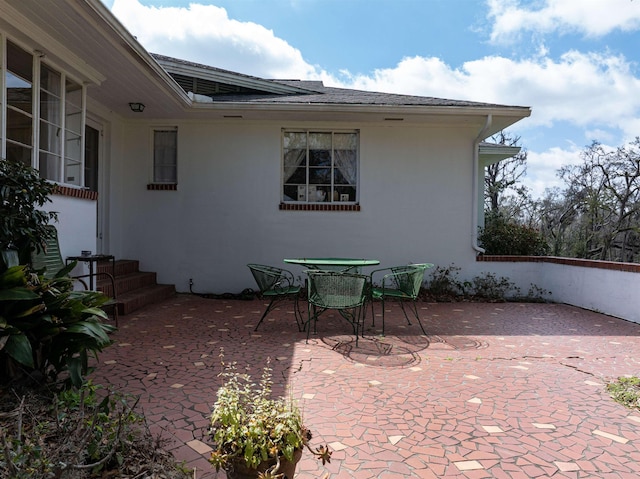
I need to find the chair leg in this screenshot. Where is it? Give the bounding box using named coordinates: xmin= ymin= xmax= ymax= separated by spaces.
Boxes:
xmin=254 ymin=298 xmax=276 ymax=331
xmin=381 ymin=297 xmax=386 ymax=336
xmin=399 ymin=301 xmax=413 ymax=326
xmin=293 ymin=296 xmax=303 ymax=332
xmin=370 ymin=297 xmax=376 ymax=328
xmin=361 ymin=297 xmax=369 ymax=338
xmin=305 ymin=303 xmax=316 ymax=343
xmin=356 ymin=304 xmax=367 ymax=346
xmin=402 ymin=300 xmax=427 ymax=335
xmin=255 ymin=295 xmax=302 ymax=332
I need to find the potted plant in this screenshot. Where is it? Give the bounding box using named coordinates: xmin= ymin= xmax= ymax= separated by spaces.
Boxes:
xmin=208 ymin=350 xmax=331 ymax=479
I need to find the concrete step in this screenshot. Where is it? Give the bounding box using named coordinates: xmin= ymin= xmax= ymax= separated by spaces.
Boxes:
xmin=97 ymin=259 xmax=140 ymax=277
xmin=98 ymin=271 xmax=157 ymax=298
xmin=116 ymin=283 xmax=176 ymax=316
xmin=95 ymin=259 xmax=176 ymax=316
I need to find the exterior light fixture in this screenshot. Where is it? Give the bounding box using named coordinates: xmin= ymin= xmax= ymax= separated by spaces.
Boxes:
xmin=129 ymin=102 xmax=145 ymax=113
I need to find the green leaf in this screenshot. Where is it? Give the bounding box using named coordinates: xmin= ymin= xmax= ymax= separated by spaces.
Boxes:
xmin=0 ymin=287 xmax=40 ymax=301
xmin=14 ymin=303 xmax=47 ymax=318
xmin=67 ymin=356 xmax=84 ymax=388
xmin=0 ymin=265 xmax=29 ymax=288
xmin=65 ymin=321 xmax=113 ymax=343
xmin=5 ymin=333 xmax=34 ymax=367
xmin=82 ymin=307 xmax=109 ymax=320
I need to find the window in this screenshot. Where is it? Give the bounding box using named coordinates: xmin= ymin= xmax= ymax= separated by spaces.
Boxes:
xmin=84 ymin=125 xmax=99 ymax=192
xmin=282 ymin=130 xmax=358 ymax=204
xmin=63 ymin=78 xmax=83 ymax=185
xmin=152 ymin=128 xmax=177 ymax=183
xmin=2 ymin=38 xmax=86 ymax=187
xmin=39 ymin=63 xmax=62 ymax=181
xmin=6 ymin=41 xmax=34 ymax=166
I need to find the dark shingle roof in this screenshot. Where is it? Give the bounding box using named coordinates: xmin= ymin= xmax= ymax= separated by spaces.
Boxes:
xmin=218 ymin=81 xmax=508 ymax=108
xmin=153 ymin=53 xmax=525 ymax=110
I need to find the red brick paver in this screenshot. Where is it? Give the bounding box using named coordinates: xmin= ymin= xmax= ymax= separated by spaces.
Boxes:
xmin=90 ymin=297 xmax=640 ymax=478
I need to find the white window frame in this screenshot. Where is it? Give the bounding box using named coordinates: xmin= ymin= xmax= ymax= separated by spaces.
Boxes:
xmin=150 ymin=126 xmax=178 ymax=184
xmin=1 ymin=36 xmax=87 ymax=187
xmin=281 ymin=129 xmax=359 ymax=204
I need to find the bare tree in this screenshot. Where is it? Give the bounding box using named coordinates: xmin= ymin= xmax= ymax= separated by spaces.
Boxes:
xmin=484 ymin=131 xmax=529 ymax=217
xmin=553 ymin=139 xmax=640 ymax=262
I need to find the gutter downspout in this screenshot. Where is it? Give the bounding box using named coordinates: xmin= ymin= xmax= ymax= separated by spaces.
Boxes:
xmin=472 ymin=114 xmax=492 ymax=255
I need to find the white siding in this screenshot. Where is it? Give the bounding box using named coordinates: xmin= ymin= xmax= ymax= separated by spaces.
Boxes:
xmin=109 ymin=120 xmax=481 ymax=293
xmin=43 ymin=195 xmax=97 ymax=276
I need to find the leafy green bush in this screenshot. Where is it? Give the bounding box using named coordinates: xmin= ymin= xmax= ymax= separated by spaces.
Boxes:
xmin=0 ymin=159 xmax=57 ymax=267
xmin=479 ymin=213 xmax=549 ymax=256
xmin=0 ymin=263 xmax=115 ymax=387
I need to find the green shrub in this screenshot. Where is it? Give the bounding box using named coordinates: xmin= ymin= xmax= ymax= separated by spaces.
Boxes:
xmin=0 ymin=263 xmax=115 ymax=387
xmin=479 ymin=213 xmax=549 ymax=256
xmin=423 ymin=265 xmax=469 ymax=300
xmin=0 ymin=159 xmax=57 ymax=268
xmin=470 ymin=272 xmax=519 ymax=301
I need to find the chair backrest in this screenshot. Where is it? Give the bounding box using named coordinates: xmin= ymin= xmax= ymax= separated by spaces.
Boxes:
xmin=247 ymin=263 xmax=289 ymax=293
xmin=389 ymin=264 xmax=429 ymax=299
xmin=307 ymin=271 xmax=367 ymax=309
xmin=31 ymin=225 xmax=65 ymax=280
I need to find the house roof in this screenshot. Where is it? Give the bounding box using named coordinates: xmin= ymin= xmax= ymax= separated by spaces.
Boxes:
xmin=156 ymin=54 xmax=531 ymax=134
xmin=155 ymin=53 xmax=523 ymax=109
xmin=1 ymin=0 xmax=531 ymax=136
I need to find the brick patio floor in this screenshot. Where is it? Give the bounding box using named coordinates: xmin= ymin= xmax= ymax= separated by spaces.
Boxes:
xmin=89 ymin=294 xmax=640 ymax=478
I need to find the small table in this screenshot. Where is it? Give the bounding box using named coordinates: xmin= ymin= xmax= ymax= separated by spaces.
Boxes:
xmin=284 ymin=257 xmax=380 ymax=273
xmin=66 ymin=254 xmax=115 ymax=290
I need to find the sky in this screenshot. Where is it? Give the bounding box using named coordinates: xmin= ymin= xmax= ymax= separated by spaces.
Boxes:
xmin=100 ymin=0 xmax=640 ymax=198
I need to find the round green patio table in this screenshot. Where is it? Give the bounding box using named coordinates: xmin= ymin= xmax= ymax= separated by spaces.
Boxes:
xmin=284 ymin=257 xmax=380 ymax=272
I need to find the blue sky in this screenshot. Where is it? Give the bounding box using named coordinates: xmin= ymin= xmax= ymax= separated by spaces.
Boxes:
xmin=101 ymin=0 xmax=640 ymax=198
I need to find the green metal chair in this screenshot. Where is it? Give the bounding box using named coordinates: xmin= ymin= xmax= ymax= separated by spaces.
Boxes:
xmin=305 ymin=270 xmax=368 ymax=346
xmin=247 ymin=264 xmax=303 ymax=331
xmin=31 ymin=225 xmax=119 ymax=326
xmin=368 ymin=263 xmax=433 ymax=336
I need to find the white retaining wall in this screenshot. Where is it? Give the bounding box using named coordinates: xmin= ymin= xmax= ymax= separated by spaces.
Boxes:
xmin=472 ymin=258 xmax=640 ymax=325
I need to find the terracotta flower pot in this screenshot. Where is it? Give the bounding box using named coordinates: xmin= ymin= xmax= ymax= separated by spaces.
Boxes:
xmin=226 ymin=448 xmax=303 ymax=479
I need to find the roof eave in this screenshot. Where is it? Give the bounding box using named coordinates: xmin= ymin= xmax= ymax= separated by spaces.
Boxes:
xmin=82 ymin=0 xmax=191 ymax=103
xmin=191 ymin=101 xmax=531 ymax=116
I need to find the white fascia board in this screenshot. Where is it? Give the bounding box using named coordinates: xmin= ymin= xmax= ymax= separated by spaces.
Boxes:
xmin=191 ymin=101 xmax=532 ymax=124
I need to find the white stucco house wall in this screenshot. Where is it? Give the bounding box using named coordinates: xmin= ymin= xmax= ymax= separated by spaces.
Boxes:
xmin=0 ymin=0 xmax=531 ymax=295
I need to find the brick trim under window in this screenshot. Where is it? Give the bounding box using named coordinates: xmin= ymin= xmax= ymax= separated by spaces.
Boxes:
xmin=279 ymin=203 xmax=360 ymax=212
xmin=147 ymin=183 xmax=178 ymax=191
xmin=53 ymin=185 xmax=98 ymax=201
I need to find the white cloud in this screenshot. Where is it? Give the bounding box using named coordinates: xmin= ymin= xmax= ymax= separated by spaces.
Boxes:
xmin=329 ymin=51 xmax=640 ymax=137
xmin=487 ymin=0 xmax=640 ymax=42
xmin=525 ymin=146 xmax=582 ymax=197
xmin=110 ymin=0 xmax=322 ymax=79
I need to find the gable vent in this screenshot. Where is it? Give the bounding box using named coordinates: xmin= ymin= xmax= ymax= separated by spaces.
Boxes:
xmin=169 ymin=73 xmax=267 ymax=97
